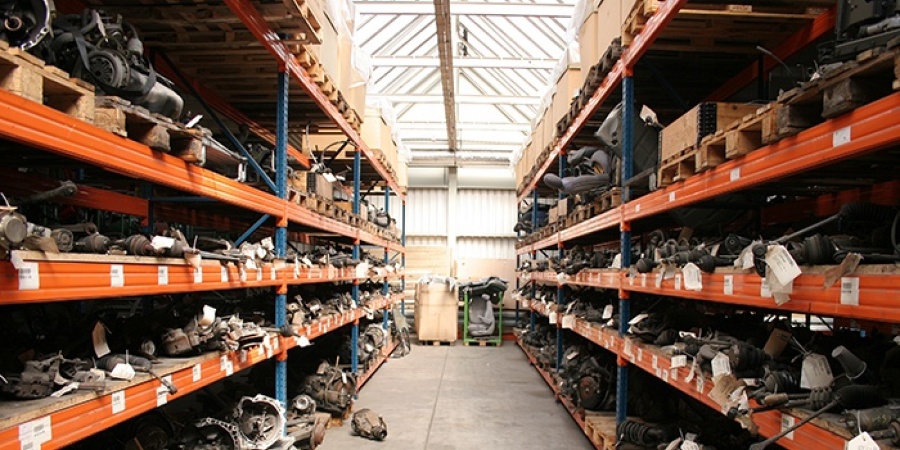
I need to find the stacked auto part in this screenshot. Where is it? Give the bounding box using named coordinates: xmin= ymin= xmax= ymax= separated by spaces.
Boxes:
xmin=299 ymin=360 xmax=356 ymax=416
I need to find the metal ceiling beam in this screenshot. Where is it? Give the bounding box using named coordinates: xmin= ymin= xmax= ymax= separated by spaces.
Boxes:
xmin=433 ymin=0 xmax=458 ymax=152
xmin=357 ymin=2 xmax=572 ymax=17
xmin=370 ymin=56 xmax=556 ymax=69
xmin=398 ymin=122 xmax=531 ymax=131
xmin=380 ymin=94 xmax=540 ymax=105
xmin=405 ymin=143 xmax=522 ymax=151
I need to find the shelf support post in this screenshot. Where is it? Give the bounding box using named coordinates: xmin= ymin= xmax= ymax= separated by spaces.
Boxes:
xmin=274 ymin=68 xmax=289 ymax=408
xmin=555 ymin=156 xmax=566 ymax=372
xmin=616 ymin=72 xmax=636 ymax=426
xmin=352 ymin=148 xmax=362 ymax=375
xmin=530 ymin=189 xmax=538 ymax=332
xmin=401 ymin=200 xmax=407 ymax=316
xmin=383 ymin=187 xmax=391 ymax=329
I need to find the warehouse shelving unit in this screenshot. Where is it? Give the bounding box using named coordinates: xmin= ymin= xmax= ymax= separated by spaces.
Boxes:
xmin=0 ymin=0 xmax=406 ymax=447
xmin=514 ymin=0 xmax=900 ymax=448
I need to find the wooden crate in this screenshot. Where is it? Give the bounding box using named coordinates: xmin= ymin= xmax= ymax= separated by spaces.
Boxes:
xmin=660 ymin=102 xmax=759 ymax=162
xmin=95 ymin=96 xmax=204 ymax=158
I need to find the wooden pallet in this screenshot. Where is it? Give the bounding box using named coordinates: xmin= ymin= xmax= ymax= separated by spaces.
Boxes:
xmin=419 ymin=340 xmax=455 ymax=346
xmin=599 ymin=188 xmax=622 ymax=211
xmin=658 ymin=150 xmax=697 ymax=187
xmin=0 ymin=41 xmax=95 ymax=123
xmin=464 ymin=340 xmax=502 ymax=347
xmin=95 ymin=96 xmax=204 ymax=159
xmin=769 ymin=44 xmax=900 ymax=142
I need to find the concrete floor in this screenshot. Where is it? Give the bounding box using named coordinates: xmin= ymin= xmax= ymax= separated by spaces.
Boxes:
xmin=319 ymin=343 xmax=594 ymax=450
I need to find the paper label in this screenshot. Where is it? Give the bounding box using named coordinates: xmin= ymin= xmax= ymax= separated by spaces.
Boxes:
xmin=760 ymin=278 xmax=772 ymax=298
xmin=712 ymin=352 xmax=732 ymax=377
xmin=549 ymin=312 xmax=558 ymax=324
xmin=110 ymin=265 xmax=124 ymax=287
xmin=297 ymin=336 xmax=311 ymax=347
xmin=636 ymin=348 xmax=643 ymax=362
xmin=611 ymin=254 xmax=621 ymax=269
xmin=562 ymin=315 xmax=575 ymax=329
xmin=629 ymin=313 xmax=649 ymax=325
xmin=270 ymin=266 xmax=277 ymax=280
xmin=240 ymin=267 xmax=247 ymax=282
xmin=682 ymin=263 xmax=703 ymax=291
xmin=662 ymin=368 xmax=669 ymax=382
xmin=92 ymin=322 xmax=111 ymax=358
xmin=682 ymin=440 xmax=701 ymax=450
xmin=256 ymin=269 xmax=263 ymax=281
xmin=781 ymin=414 xmax=795 ymax=440
xmin=800 ymin=354 xmax=834 ymax=389
xmin=696 ymin=376 xmax=705 ymax=393
xmin=157 ymin=266 xmax=169 ymax=285
xmin=723 ymin=275 xmax=734 ymax=295
xmin=847 ymin=432 xmax=880 ymax=450
xmin=652 ymin=355 xmax=659 ymax=369
xmin=192 ymin=364 xmax=202 ymax=382
xmin=669 ymin=192 xmax=676 ymax=202
xmin=156 ymin=385 xmax=169 ymax=407
xmin=729 ymin=168 xmax=740 ymax=182
xmin=840 ymin=277 xmax=860 ymax=306
xmin=832 ymin=126 xmax=851 ymax=146
xmin=193 ymin=267 xmax=203 ymax=283
xmin=674 ymin=274 xmax=682 ymax=290
xmin=672 ymin=355 xmax=688 ymax=368
xmin=624 ymin=339 xmax=634 ymax=357
xmin=109 ymin=363 xmax=135 ymax=380
xmin=763 ymin=328 xmax=792 ymax=357
xmin=17 ymin=262 xmax=39 ymax=291
xmin=111 ymin=391 xmax=125 ymax=414
xmin=655 ymin=271 xmax=664 ymax=288
xmin=765 ymin=245 xmax=802 ymax=286
xmin=19 ymin=416 xmax=51 ymax=450
xmin=641 ymin=273 xmax=647 ymax=287
xmin=602 ymin=305 xmax=613 ymax=320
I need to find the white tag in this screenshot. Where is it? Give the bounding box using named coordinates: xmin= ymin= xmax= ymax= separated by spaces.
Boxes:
xmin=221 ymin=266 xmax=228 ymax=282
xmin=297 ymin=336 xmax=311 ymax=347
xmin=562 ymin=315 xmax=575 ymax=329
xmin=156 ymin=385 xmax=169 ymax=407
xmin=652 ymin=355 xmax=659 ymax=369
xmin=629 ymin=275 xmax=635 ymax=286
xmin=17 ymin=262 xmax=39 ymax=290
xmin=611 ymin=254 xmax=621 ymax=269
xmin=712 ymin=352 xmax=732 ymax=377
xmin=729 ymin=168 xmax=740 ymax=182
xmin=239 ymin=267 xmax=247 ymax=282
xmin=668 ymin=192 xmax=676 ymax=202
xmin=847 ymin=432 xmax=880 ymax=450
xmin=150 ymin=236 xmax=176 ymax=251
xmin=157 ymin=266 xmax=168 ymax=285
xmin=256 ymin=268 xmax=262 ymax=281
xmin=840 ymin=277 xmax=860 ymax=306
xmin=765 ymin=245 xmax=801 ymax=286
xmin=635 ymin=204 xmax=641 ymax=213
xmin=641 ymin=273 xmax=647 ymax=287
xmin=723 ymin=275 xmax=734 ymax=295
xmin=110 ymin=265 xmax=124 ymax=287
xmin=682 ymin=264 xmax=703 ymax=291
xmin=192 ymin=364 xmax=202 ymax=382
xmin=624 ymin=339 xmax=634 ymax=357
xmin=671 ymin=368 xmax=679 ymax=381
xmin=239 ymin=350 xmax=248 ymax=364
xmin=109 ymin=363 xmax=135 ymax=380
xmin=832 ymin=126 xmax=851 ymax=146
xmin=800 ymin=354 xmax=834 ymax=389
xmin=760 ymin=278 xmax=772 ymax=298
xmin=781 ymin=414 xmax=795 ymax=440
xmin=674 ymin=274 xmax=682 ymax=290
xmin=628 ymin=313 xmax=649 ymax=325
xmin=672 ymin=355 xmax=688 ymax=368
xmin=636 ymin=348 xmax=643 ymax=362
xmin=270 ymin=267 xmax=276 ymax=281
xmin=92 ymin=322 xmax=111 ymax=358
xmin=224 ymin=360 xmax=233 ymax=376
xmin=655 ymin=271 xmax=664 ymax=288
xmin=19 ymin=416 xmax=52 ymax=449
xmin=696 ymin=376 xmax=705 ymax=393
xmin=111 ymin=391 xmax=126 ymax=414
xmin=193 ymin=267 xmax=203 ymax=283
xmin=549 ymin=312 xmax=558 ymax=324
xmin=682 ymin=440 xmax=701 ymax=450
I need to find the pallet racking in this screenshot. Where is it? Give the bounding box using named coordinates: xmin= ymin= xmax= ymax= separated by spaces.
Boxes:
xmin=514 ymin=0 xmax=900 ymax=448
xmin=0 ymin=0 xmax=406 ymax=447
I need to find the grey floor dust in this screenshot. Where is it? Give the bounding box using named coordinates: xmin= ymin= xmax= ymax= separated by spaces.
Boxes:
xmin=319 ymin=343 xmax=593 ymax=450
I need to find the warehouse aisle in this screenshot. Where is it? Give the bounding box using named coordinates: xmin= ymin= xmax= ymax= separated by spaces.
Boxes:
xmin=320 ymin=343 xmax=593 ymax=450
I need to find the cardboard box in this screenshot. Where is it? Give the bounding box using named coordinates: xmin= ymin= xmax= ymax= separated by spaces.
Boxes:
xmin=414 ymin=278 xmax=459 ymax=342
xmin=548 ymin=205 xmax=559 ymax=224
xmin=578 ymin=0 xmax=624 ymax=83
xmin=557 ymin=197 xmax=569 ymax=219
xmin=660 ymin=102 xmax=759 ymax=161
xmin=551 ymin=67 xmax=582 ymax=127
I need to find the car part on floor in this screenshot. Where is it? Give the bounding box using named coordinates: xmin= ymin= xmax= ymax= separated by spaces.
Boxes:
xmin=467 ymin=294 xmax=496 ymax=337
xmin=351 ymin=409 xmax=387 ymax=441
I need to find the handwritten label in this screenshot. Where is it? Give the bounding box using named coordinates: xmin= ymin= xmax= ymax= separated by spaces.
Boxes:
xmin=156 ymin=376 xmax=172 ymax=407
xmin=800 ymin=354 xmax=833 ymax=389
xmin=110 ymin=265 xmax=124 ymax=287
xmin=256 ymin=269 xmax=263 ymax=282
xmin=111 ymin=391 xmax=125 ymax=414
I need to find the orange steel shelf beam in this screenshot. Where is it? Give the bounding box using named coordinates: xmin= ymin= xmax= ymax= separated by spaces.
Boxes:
xmin=516 ymin=0 xmax=689 ymax=203
xmin=761 ymin=180 xmax=900 ymax=225
xmin=0 ymin=302 xmax=385 ymax=450
xmin=357 ymin=337 xmax=399 ymax=393
xmin=224 ymin=0 xmax=404 ymax=201
xmin=529 ymin=305 xmax=855 ymax=449
xmin=0 ymin=251 xmax=386 ymax=304
xmin=627 ymin=92 xmax=900 ymax=222
xmin=705 ymin=7 xmax=837 ymax=102
xmin=515 ymin=207 xmax=621 ymax=255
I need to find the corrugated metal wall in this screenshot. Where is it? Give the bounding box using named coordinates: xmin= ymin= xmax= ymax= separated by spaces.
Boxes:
xmin=455 ymin=190 xmax=516 ymax=237
xmin=407 ymin=236 xmax=448 ymax=247
xmin=456 ymin=237 xmax=517 ymax=259
xmin=365 ymin=188 xmax=447 ymax=236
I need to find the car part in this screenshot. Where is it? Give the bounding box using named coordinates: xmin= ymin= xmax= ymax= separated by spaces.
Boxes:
xmin=390 ymin=304 xmax=411 ymax=358
xmin=0 ymin=204 xmax=27 ymax=254
xmin=47 ymin=10 xmax=183 ymax=118
xmin=351 ymin=409 xmax=387 ymax=441
xmin=233 ymin=395 xmax=284 ymax=449
xmin=286 ymin=395 xmax=327 ymax=449
xmin=616 ymin=420 xmax=671 ymax=447
xmin=0 ymin=0 xmax=51 ymax=49
xmin=467 ymin=294 xmax=496 ymax=337
xmin=300 ymin=361 xmax=356 ymax=415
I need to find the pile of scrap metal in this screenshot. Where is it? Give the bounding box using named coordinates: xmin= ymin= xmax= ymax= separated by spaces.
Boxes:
xmin=298 ymin=360 xmax=356 ymax=416
xmin=517 ymin=323 xmax=557 ymax=368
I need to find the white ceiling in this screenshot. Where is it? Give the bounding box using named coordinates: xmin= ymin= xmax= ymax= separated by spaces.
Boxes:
xmin=354 ymin=0 xmax=576 ymax=167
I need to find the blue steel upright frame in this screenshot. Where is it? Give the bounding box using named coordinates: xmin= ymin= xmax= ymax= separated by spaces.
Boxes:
xmin=274 ymin=70 xmax=289 ymax=406
xmin=555 ymin=155 xmax=566 ymax=372
xmin=401 ymin=201 xmax=407 ymax=316
xmin=529 ymin=189 xmax=538 ymax=332
xmin=351 ymin=150 xmax=361 ymax=374
xmin=616 ymin=72 xmax=635 ymax=426
xmin=382 ymin=187 xmax=391 ymax=330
